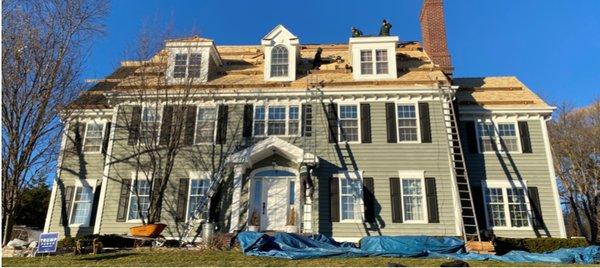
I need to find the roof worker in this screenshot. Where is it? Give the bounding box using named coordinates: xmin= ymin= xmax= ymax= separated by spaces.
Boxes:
xmin=312 ymin=47 xmax=323 ymax=70
xmin=351 ymin=27 xmax=363 ymax=37
xmin=379 ymin=19 xmax=392 ymax=36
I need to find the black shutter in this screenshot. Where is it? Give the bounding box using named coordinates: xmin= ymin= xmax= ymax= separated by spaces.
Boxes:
xmin=518 ymin=121 xmax=532 ymax=153
xmin=528 ymin=187 xmax=545 ymax=229
xmin=242 ymin=104 xmax=253 ymax=138
xmin=176 ymin=178 xmax=190 ymax=222
xmin=360 ymin=103 xmax=372 ymax=143
xmin=128 ymin=106 xmax=142 ymax=145
xmin=152 ymin=179 xmax=162 ymax=221
xmin=60 ymin=186 xmax=75 ymax=226
xmin=419 ymin=103 xmax=432 ymax=143
xmin=101 ymin=122 xmax=112 ymax=158
xmin=183 ymin=106 xmax=196 ymax=146
xmin=389 ymin=178 xmax=403 ymax=223
xmin=385 ymin=103 xmax=397 ymax=143
xmin=89 ymin=185 xmax=102 ymax=227
xmin=425 ymin=177 xmax=439 ymax=223
xmin=330 ymin=177 xmax=339 ymax=222
xmin=363 ymin=177 xmax=375 ymax=223
xmin=116 ymin=179 xmax=132 ymax=222
xmin=159 ymin=106 xmax=174 ymax=145
xmin=301 ymin=104 xmax=313 ymax=137
xmin=327 ymin=103 xmax=338 ymax=143
xmin=465 ymin=121 xmax=479 ymax=154
xmin=216 ymin=105 xmax=228 ymax=144
xmin=471 ymin=185 xmax=487 ymax=230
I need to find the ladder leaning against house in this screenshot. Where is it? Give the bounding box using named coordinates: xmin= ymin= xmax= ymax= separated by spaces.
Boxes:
xmin=438 ymin=86 xmax=482 ymax=245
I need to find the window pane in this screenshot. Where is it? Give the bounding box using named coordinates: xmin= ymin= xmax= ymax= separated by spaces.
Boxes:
xmin=188 ymin=53 xmax=202 ymax=78
xmin=271 ymin=46 xmax=288 ymax=77
xmin=84 ymin=122 xmax=104 ymax=152
xmin=340 ymin=179 xmax=359 ymax=220
xmin=375 ymin=50 xmax=388 ymax=74
xmin=360 ymin=50 xmax=373 ymax=75
xmin=188 ymin=179 xmax=210 ymax=219
xmin=195 ymin=107 xmax=216 ymax=143
xmin=402 ymin=179 xmax=424 ymax=221
xmin=70 ymin=186 xmax=93 ymax=225
xmin=507 ymin=188 xmax=529 ymax=227
xmin=339 ymin=105 xmax=359 ymax=142
xmin=174 ymin=54 xmax=187 ymax=78
xmin=254 ymin=106 xmax=265 ymax=136
xmin=129 ymin=180 xmax=151 ymax=220
xmin=485 ymin=188 xmax=506 ymax=227
xmin=289 ymin=181 xmax=295 ymax=205
xmin=268 ymin=106 xmax=286 ymax=135
xmin=397 ymin=105 xmax=418 ymax=142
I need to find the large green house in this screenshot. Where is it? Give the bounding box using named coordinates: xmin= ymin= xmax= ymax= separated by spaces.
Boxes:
xmin=43 ymin=0 xmax=565 ymax=242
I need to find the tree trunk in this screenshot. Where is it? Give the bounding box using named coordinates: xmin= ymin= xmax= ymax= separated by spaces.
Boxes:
xmin=3 ymin=214 xmax=14 ymax=246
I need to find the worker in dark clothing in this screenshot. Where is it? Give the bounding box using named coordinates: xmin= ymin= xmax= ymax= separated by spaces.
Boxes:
xmin=351 ymin=27 xmax=363 ymax=37
xmin=312 ymin=47 xmax=323 ymax=70
xmin=379 ymin=19 xmax=392 ymax=36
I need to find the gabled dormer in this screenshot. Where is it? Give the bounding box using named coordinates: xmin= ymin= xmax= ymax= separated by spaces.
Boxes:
xmin=261 ymin=25 xmax=299 ymax=82
xmin=165 ymin=36 xmax=222 ymax=84
xmin=349 ymin=36 xmax=399 ymax=81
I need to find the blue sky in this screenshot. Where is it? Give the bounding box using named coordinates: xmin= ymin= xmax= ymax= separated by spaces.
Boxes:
xmin=84 ymin=0 xmax=600 ymax=107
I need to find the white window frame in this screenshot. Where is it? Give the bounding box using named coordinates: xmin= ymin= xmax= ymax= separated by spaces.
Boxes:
xmin=252 ymin=103 xmax=302 ymax=137
xmin=138 ymin=105 xmax=163 ymax=145
xmin=186 ymin=179 xmax=211 ymax=222
xmin=337 ymin=103 xmax=361 ymax=144
xmin=270 ymin=45 xmax=289 ymax=78
xmin=475 ymin=119 xmax=522 ymax=154
xmin=68 ymin=179 xmax=97 ymax=227
xmin=126 ymin=172 xmax=152 ymax=223
xmin=395 ymin=102 xmax=421 ymax=143
xmin=358 ymin=48 xmax=391 ymax=77
xmin=82 ymin=120 xmax=106 ymax=154
xmin=172 ymin=52 xmax=203 ymax=79
xmin=482 ymin=180 xmax=533 ymax=231
xmin=398 ymin=170 xmax=428 ymax=224
xmin=336 ymin=171 xmax=364 ymax=223
xmin=193 ymin=105 xmax=219 ymax=145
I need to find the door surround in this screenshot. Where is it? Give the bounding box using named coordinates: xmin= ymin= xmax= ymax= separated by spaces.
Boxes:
xmin=248 ymin=166 xmax=299 ymax=231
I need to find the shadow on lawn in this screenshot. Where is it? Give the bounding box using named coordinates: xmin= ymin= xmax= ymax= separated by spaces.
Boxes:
xmin=79 ymin=252 xmax=138 ymax=261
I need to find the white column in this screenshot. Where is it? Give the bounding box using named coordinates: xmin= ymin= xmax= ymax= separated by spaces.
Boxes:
xmin=229 ymin=164 xmax=245 ymax=232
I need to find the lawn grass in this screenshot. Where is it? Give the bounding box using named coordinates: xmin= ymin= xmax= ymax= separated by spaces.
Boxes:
xmin=3 ymin=248 xmax=593 ymax=267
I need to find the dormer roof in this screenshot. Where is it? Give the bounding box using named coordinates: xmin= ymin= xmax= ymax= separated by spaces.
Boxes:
xmin=261 ymin=24 xmax=299 ymax=46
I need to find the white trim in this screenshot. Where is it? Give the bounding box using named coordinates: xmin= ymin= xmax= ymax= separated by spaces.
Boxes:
xmin=229 ymin=165 xmax=245 ymax=232
xmin=252 ymin=103 xmax=302 ymax=138
xmin=397 ymin=170 xmax=428 ymax=224
xmin=334 ymin=170 xmax=364 ymax=223
xmin=337 ymin=102 xmax=361 ymax=144
xmin=68 ymin=179 xmax=97 ymax=227
xmin=540 ymin=117 xmax=567 ymax=237
xmin=227 ymin=136 xmax=317 ymax=167
xmin=94 ymin=106 xmax=119 ymax=234
xmin=44 ymin=122 xmax=70 ymax=232
xmin=82 ymin=120 xmax=107 ymax=154
xmin=474 ymin=118 xmax=522 ymax=154
xmin=193 ymin=105 xmax=219 ymax=145
xmin=481 ymin=180 xmax=533 ymax=231
xmin=394 ymin=102 xmax=422 ymax=143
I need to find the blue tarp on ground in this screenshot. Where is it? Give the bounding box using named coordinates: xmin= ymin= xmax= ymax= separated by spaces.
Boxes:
xmin=237 ymin=231 xmax=600 ymax=264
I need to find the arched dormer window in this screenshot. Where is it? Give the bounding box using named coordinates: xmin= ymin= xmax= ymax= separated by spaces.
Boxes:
xmin=270 ymin=45 xmax=288 ymax=77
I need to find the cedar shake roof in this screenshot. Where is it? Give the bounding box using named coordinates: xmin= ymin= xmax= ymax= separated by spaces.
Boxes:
xmin=454 ymin=76 xmax=551 ymax=108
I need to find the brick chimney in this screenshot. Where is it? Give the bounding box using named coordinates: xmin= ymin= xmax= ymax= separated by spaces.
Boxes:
xmin=420 ymin=0 xmax=452 ymax=74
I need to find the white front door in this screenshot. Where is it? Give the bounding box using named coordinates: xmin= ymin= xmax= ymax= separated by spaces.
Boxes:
xmin=261 ymin=177 xmax=289 ymax=231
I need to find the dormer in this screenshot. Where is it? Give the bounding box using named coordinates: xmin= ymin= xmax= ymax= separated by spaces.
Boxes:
xmin=165 ymin=36 xmax=222 ymax=84
xmin=261 ymin=25 xmax=299 ymax=82
xmin=349 ymin=36 xmax=399 ymax=81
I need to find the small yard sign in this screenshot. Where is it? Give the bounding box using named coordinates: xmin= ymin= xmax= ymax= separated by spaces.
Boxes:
xmin=37 ymin=232 xmax=59 ymax=254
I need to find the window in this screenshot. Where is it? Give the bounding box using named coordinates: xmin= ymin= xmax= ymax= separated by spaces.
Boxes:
xmin=140 ymin=107 xmax=161 ymax=142
xmin=268 ymin=106 xmax=286 ymax=135
xmin=173 ymin=53 xmax=202 ymax=79
xmin=476 ymin=121 xmax=521 ymax=153
xmin=271 ymin=46 xmax=288 ymax=77
xmin=401 ymin=178 xmax=425 ymax=222
xmin=83 ymin=122 xmax=104 ymax=152
xmin=289 ymin=181 xmax=295 ymax=205
xmin=253 ymin=105 xmax=301 ymax=136
xmin=187 ymin=179 xmax=210 ymax=219
xmin=396 ymin=104 xmax=418 ymax=142
xmin=484 ymin=184 xmax=531 ymax=228
xmin=195 ymin=107 xmax=217 ymax=144
xmin=360 ymin=50 xmax=373 ymax=75
xmin=128 ymin=180 xmax=151 ymax=221
xmin=340 ymin=178 xmax=362 ymax=221
xmin=375 ymin=49 xmax=388 ymax=74
xmin=339 ymin=105 xmax=359 ymax=142
xmin=360 ymin=49 xmax=389 ymax=75
xmin=70 ymin=186 xmax=93 ymax=225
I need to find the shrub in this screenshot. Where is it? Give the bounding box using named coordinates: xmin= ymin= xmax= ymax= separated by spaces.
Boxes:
xmin=94 ymin=234 xmax=135 ymax=248
xmin=57 ymin=236 xmax=77 ymax=248
xmin=495 ymin=237 xmax=588 ymax=255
